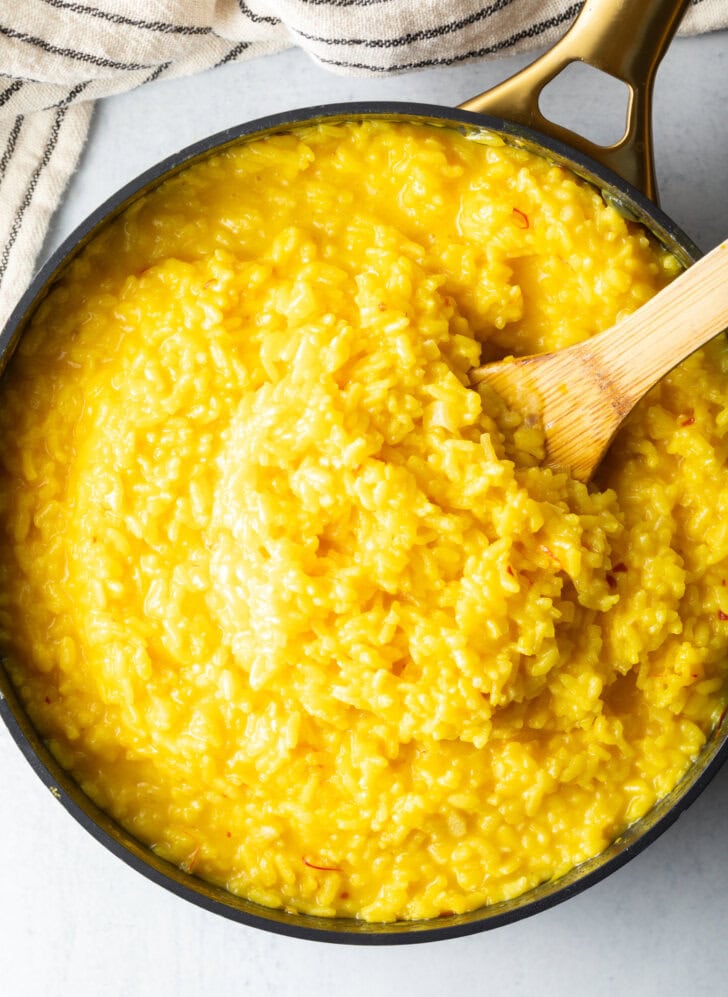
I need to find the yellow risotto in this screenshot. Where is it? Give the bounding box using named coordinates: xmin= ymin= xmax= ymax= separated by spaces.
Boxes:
xmin=1 ymin=119 xmax=727 ymax=922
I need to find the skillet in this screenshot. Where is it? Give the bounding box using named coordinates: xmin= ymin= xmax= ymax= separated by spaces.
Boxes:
xmin=1 ymin=0 xmax=726 ymax=944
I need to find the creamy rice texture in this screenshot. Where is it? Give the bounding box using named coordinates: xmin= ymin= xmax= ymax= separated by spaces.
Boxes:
xmin=1 ymin=120 xmax=727 ymax=921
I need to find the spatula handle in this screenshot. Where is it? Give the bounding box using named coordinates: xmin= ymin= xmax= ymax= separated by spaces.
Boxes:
xmin=586 ymin=241 xmax=728 ymax=408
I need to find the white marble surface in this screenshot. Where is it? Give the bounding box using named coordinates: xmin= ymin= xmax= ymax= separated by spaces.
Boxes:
xmin=2 ymin=30 xmax=728 ymax=997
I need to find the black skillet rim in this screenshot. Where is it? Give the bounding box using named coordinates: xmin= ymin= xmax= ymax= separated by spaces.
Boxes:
xmin=0 ymin=100 xmax=724 ymax=945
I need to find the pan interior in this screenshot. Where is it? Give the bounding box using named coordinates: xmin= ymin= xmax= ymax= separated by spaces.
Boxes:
xmin=0 ymin=105 xmax=722 ymax=943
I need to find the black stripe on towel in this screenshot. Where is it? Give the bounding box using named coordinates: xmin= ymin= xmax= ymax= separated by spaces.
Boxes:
xmin=0 ymin=82 xmax=88 ymax=292
xmin=215 ymin=41 xmax=253 ymax=69
xmin=37 ymin=0 xmax=212 ymax=35
xmin=0 ymin=115 xmax=24 ymax=182
xmin=293 ymin=0 xmax=394 ymax=6
xmin=293 ymin=0 xmax=516 ymax=48
xmin=0 ymin=79 xmax=24 ymax=108
xmin=236 ymin=1 xmax=279 ymax=26
xmin=317 ymin=3 xmax=581 ymax=72
xmin=141 ymin=61 xmax=173 ymax=86
xmin=0 ymin=24 xmax=154 ymax=71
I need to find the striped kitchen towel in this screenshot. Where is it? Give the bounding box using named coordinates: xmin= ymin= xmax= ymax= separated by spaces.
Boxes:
xmin=1 ymin=0 xmax=725 ymax=331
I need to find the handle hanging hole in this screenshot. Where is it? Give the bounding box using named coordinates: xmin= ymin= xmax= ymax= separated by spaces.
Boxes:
xmin=538 ymin=61 xmax=632 ymax=147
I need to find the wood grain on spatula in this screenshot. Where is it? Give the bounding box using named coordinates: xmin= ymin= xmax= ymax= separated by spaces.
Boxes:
xmin=470 ymin=241 xmax=728 ymax=482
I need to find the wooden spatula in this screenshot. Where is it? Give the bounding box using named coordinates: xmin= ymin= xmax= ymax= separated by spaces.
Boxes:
xmin=470 ymin=241 xmax=728 ymax=482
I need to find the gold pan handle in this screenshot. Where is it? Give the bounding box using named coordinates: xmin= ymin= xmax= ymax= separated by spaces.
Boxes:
xmin=459 ymin=0 xmax=691 ymax=203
